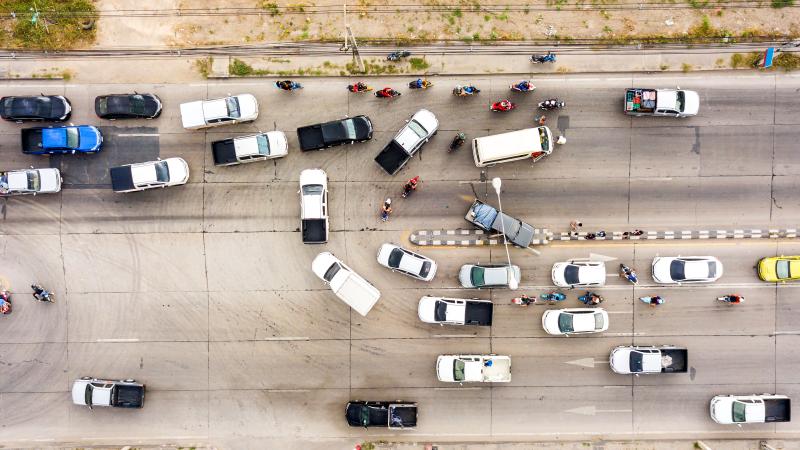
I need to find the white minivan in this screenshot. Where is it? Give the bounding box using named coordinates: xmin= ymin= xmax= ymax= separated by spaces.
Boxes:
xmin=472 ymin=126 xmax=554 ymax=167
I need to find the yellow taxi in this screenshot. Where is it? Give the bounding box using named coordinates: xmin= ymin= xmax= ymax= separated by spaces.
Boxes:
xmin=757 ymin=256 xmax=800 ymax=282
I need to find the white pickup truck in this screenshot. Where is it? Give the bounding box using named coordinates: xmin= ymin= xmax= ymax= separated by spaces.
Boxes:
xmin=109 ymin=158 xmax=189 ymax=193
xmin=312 ymin=252 xmax=380 ymax=316
xmin=0 ymin=167 xmax=61 ymax=196
xmin=624 ymin=88 xmax=699 ymax=117
xmin=417 ymin=296 xmax=493 ymax=326
xmin=436 ymin=354 xmax=511 ymax=383
xmin=71 ymin=377 xmax=145 ymax=409
xmin=300 ymin=169 xmax=328 ymax=244
xmin=211 ymin=131 xmax=288 ymax=166
xmin=710 ymin=394 xmax=791 ymax=424
xmin=609 ymin=346 xmax=688 ymax=374
xmin=180 ymin=94 xmax=259 ymax=130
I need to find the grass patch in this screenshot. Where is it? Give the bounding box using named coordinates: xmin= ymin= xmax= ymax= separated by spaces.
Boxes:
xmin=259 ymin=1 xmax=281 ymax=15
xmin=681 ymin=62 xmax=693 ymax=72
xmin=660 ymin=64 xmax=670 ymax=70
xmin=730 ymin=52 xmax=761 ymax=68
xmin=409 ymin=57 xmax=430 ymax=70
xmin=774 ymin=51 xmax=800 ymax=70
xmin=452 ymin=7 xmax=462 ymax=17
xmin=771 ymin=0 xmax=794 ymax=7
xmin=686 ymin=0 xmax=709 ymax=8
xmin=195 ymin=57 xmax=213 ymax=78
xmin=0 ymin=0 xmax=97 ymax=49
xmin=228 ymin=58 xmax=275 ymax=76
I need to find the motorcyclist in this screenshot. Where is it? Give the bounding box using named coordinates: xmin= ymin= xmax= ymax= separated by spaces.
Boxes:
xmin=723 ymin=294 xmax=744 ymax=304
xmin=462 ymin=85 xmax=477 ymax=94
xmin=451 ymin=132 xmax=466 ymax=147
xmin=31 ymin=284 xmax=53 ymax=302
xmin=542 ymin=99 xmax=558 ymax=108
xmin=514 ymin=80 xmax=533 ymax=91
xmin=646 ymin=295 xmax=664 ymax=307
xmin=350 ymin=81 xmax=369 ymax=92
xmin=0 ymin=290 xmax=10 ymax=314
xmin=276 ymin=80 xmax=297 ymax=91
xmin=493 ymin=100 xmax=513 ymax=111
xmin=620 ymin=264 xmax=637 ymax=283
xmin=403 ymin=176 xmax=419 ymax=196
xmin=410 ymin=78 xmax=431 ymax=89
xmin=376 ymin=87 xmax=400 ymax=98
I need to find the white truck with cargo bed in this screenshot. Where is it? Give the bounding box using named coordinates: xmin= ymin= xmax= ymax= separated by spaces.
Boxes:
xmin=436 ymin=354 xmax=511 ymax=383
xmin=311 ymin=252 xmax=380 ymax=316
xmin=624 ymin=88 xmax=699 ymax=117
xmin=609 ymin=345 xmax=688 ymax=374
xmin=417 ymin=296 xmax=493 ymax=326
xmin=211 ymin=131 xmax=288 ymax=166
xmin=299 ymin=169 xmax=329 ymax=244
xmin=710 ymin=394 xmax=791 ymax=424
xmin=180 ymin=94 xmax=258 ymax=130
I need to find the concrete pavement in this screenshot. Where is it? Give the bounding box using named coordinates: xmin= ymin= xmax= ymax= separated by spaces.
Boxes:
xmin=0 ymin=72 xmax=799 ymax=448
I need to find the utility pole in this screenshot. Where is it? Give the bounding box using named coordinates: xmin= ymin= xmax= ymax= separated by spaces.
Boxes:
xmin=340 ymin=3 xmax=365 ymax=73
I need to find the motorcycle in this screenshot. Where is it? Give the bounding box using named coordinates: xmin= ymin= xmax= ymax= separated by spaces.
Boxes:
xmin=640 ymin=296 xmax=664 ymax=307
xmin=401 ymin=177 xmax=419 ymax=198
xmin=31 ymin=284 xmax=54 ymax=303
xmin=579 ymin=291 xmax=604 ymax=306
xmin=408 ymin=79 xmax=433 ymax=89
xmin=0 ymin=289 xmax=11 ymax=314
xmin=449 ymin=132 xmax=466 ymax=152
xmin=540 ymin=291 xmax=567 ymax=303
xmin=491 ymin=100 xmax=516 ymax=112
xmin=717 ymin=295 xmax=745 ymax=304
xmin=453 ymin=85 xmax=480 ymax=96
xmin=275 ymin=80 xmax=303 ymax=91
xmin=375 ymin=88 xmax=401 ymax=98
xmin=531 ymin=52 xmax=556 ymax=64
xmin=619 ymin=264 xmax=638 ymax=285
xmin=511 ymin=295 xmax=538 ymax=306
xmin=347 ymin=82 xmax=373 ymax=93
xmin=510 ymin=81 xmax=535 ymax=93
xmin=387 ymin=50 xmax=411 ymax=61
xmin=538 ymin=99 xmax=565 ymax=110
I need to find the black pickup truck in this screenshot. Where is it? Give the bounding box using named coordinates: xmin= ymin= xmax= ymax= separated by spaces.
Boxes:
xmin=297 ymin=115 xmax=372 ymax=151
xmin=346 ymin=401 xmax=417 ymax=429
xmin=374 ymin=109 xmax=438 ymax=175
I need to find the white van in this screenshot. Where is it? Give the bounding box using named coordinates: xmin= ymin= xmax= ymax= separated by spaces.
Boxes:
xmin=472 ymin=126 xmax=554 ymax=167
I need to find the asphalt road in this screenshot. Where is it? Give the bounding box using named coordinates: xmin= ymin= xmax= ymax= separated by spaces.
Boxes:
xmin=1 ymin=72 xmax=800 ymax=449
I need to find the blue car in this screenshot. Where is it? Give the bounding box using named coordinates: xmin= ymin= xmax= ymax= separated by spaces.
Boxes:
xmin=21 ymin=125 xmax=103 ymax=155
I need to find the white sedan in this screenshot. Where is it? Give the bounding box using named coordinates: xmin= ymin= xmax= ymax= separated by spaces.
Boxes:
xmin=542 ymin=308 xmax=609 ymax=335
xmin=551 ymin=260 xmax=606 ymax=288
xmin=651 ymin=256 xmax=723 ymax=284
xmin=459 ymin=264 xmax=520 ymax=289
xmin=376 ymin=243 xmax=437 ymax=281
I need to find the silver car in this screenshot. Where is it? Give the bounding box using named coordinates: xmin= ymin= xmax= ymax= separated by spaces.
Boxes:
xmin=459 ymin=264 xmax=520 ymax=289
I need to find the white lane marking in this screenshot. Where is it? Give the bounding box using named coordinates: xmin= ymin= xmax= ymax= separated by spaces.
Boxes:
xmin=565 ymin=405 xmax=632 ymax=416
xmin=589 ymin=253 xmax=617 ymax=262
xmin=434 ymin=387 xmax=484 ymax=391
xmin=116 ymin=133 xmax=160 ymax=137
xmin=96 ymin=338 xmax=139 ymax=342
xmin=774 ymin=331 xmax=800 ymax=335
xmin=564 ymin=357 xmax=610 ymax=368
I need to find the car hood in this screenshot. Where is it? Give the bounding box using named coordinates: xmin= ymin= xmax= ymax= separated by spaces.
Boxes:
xmin=300 ymin=168 xmax=327 ymax=187
xmin=417 ymin=296 xmax=438 ymax=323
xmin=710 ymin=397 xmax=734 ymax=424
xmin=311 ymin=252 xmax=338 ymax=280
xmin=411 ymin=109 xmax=439 ymax=134
xmin=682 ymin=90 xmax=700 ymax=115
xmin=266 ymin=131 xmax=289 ymax=156
xmin=236 ymin=94 xmax=259 ymax=121
xmin=376 ymin=243 xmax=395 ymax=267
xmin=352 ymin=115 xmax=374 ymax=140
xmin=542 ymin=310 xmax=561 ymax=334
xmin=77 ymin=126 xmax=102 ymax=151
xmin=458 ymin=265 xmax=474 ymax=287
xmin=71 ymin=379 xmax=90 ymax=405
xmin=164 ymin=157 xmax=190 ymax=184
xmin=38 ymin=168 xmax=62 ymax=193
xmin=436 ymin=355 xmax=457 ymax=381
xmin=651 ymin=258 xmax=673 ymax=283
xmin=551 ymin=263 xmax=568 ymax=286
xmin=609 ymin=347 xmax=632 ymax=374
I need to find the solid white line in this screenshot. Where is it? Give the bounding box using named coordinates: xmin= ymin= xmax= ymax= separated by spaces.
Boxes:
xmin=96 ymin=338 xmax=139 ymax=342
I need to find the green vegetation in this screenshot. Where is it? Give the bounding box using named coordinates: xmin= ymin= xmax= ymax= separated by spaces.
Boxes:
xmin=195 ymin=57 xmax=214 ymax=78
xmin=771 ymin=0 xmax=794 ymax=7
xmin=686 ymin=0 xmax=709 ymax=8
xmin=409 ymin=57 xmax=430 ymax=70
xmin=660 ymin=64 xmax=670 ymax=70
xmin=774 ymin=52 xmax=800 ymax=70
xmin=730 ymin=52 xmax=761 ymax=68
xmin=0 ymin=0 xmax=97 ymax=49
xmin=259 ymin=2 xmax=281 ymax=16
xmin=681 ymin=62 xmax=693 ymax=72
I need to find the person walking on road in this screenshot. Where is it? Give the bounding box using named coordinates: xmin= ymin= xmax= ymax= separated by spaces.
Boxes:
xmin=570 ymin=220 xmax=582 ymax=236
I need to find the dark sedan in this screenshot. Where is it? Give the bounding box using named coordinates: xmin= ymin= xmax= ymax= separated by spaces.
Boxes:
xmin=0 ymin=95 xmax=71 ymax=122
xmin=297 ymin=115 xmax=373 ymax=151
xmin=95 ymin=93 xmax=162 ymax=119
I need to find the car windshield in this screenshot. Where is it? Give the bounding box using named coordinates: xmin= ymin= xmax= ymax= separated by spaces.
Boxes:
xmin=407 ymin=120 xmax=428 ymax=139
xmin=96 ymin=97 xmax=108 ymax=114
xmin=707 ymin=261 xmax=716 ymax=278
xmin=539 ymin=127 xmax=549 ymax=151
xmin=670 ymin=260 xmax=686 ymax=280
xmin=594 ymin=312 xmax=605 ymax=330
xmin=302 ymin=184 xmax=323 ymax=195
xmin=66 ymin=127 xmax=79 ymax=148
xmin=359 ymin=406 xmax=370 ymax=426
xmin=420 ymin=261 xmax=431 ymax=278
xmin=225 ymin=97 xmax=241 ymax=118
xmin=2 ymin=97 xmax=12 ymax=111
xmin=322 ymin=262 xmax=341 ymax=282
xmin=558 ymin=313 xmax=574 ymax=333
xmin=153 ymin=161 xmax=170 ymax=182
xmin=629 ymin=351 xmax=643 ymax=373
xmin=130 ymin=95 xmax=146 ymax=115
xmin=256 ymin=135 xmax=270 ymax=155
xmin=27 ymin=171 xmax=40 ymax=191
xmin=777 ymin=260 xmax=790 ymax=279
xmin=470 ymin=266 xmax=485 ymax=286
xmin=453 ymin=359 xmax=466 ymax=381
xmin=564 ymin=265 xmax=580 ymax=284
xmin=732 ymin=401 xmax=747 ymax=423
xmin=343 ymin=119 xmax=357 ymax=139
xmin=676 ymin=91 xmax=685 ymax=112
xmin=387 ymin=248 xmax=404 ymax=268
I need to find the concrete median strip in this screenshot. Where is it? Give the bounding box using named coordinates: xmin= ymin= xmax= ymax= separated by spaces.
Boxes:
xmin=411 ymin=228 xmax=800 ymax=246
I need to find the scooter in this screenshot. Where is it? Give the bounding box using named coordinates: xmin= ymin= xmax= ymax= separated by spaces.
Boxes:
xmin=408 ymin=79 xmax=433 ymax=89
xmin=387 ymin=50 xmax=411 ymax=61
xmin=31 ymin=284 xmax=54 ymax=303
xmin=449 ymin=132 xmax=466 ymax=152
xmin=453 ymin=85 xmax=480 ymax=96
xmin=0 ymin=289 xmax=11 ymax=314
xmin=579 ymin=291 xmax=604 ymax=306
xmin=620 ymin=264 xmax=638 ymax=285
xmin=510 ymin=81 xmax=535 ymax=92
xmin=275 ymin=81 xmax=303 ymax=91
xmin=640 ymin=296 xmax=664 ymax=307
xmin=531 ymin=52 xmax=556 ymax=63
xmin=538 ymin=99 xmax=565 ymax=110
xmin=511 ymin=295 xmax=538 ymax=306
xmin=491 ymin=100 xmax=516 ymax=112
xmin=347 ymin=82 xmax=373 ymax=93
xmin=717 ymin=295 xmax=745 ymax=304
xmin=401 ymin=177 xmax=419 ymax=198
xmin=375 ymin=88 xmax=401 ymax=98
xmin=540 ymin=291 xmax=567 ymax=303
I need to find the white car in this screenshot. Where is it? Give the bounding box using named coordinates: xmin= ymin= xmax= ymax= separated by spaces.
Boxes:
xmin=417 ymin=296 xmax=493 ymax=326
xmin=651 ymin=256 xmax=723 ymax=284
xmin=211 ymin=131 xmax=288 ymax=166
xmin=0 ymin=167 xmax=61 ymax=195
xmin=180 ymin=94 xmax=259 ymax=129
xmin=542 ymin=308 xmax=609 ymax=335
xmin=376 ymin=244 xmax=437 ymax=281
xmin=551 ymin=260 xmax=606 ymax=288
xmin=109 ymin=157 xmax=189 ymax=193
xmin=459 ymin=264 xmax=520 ymax=289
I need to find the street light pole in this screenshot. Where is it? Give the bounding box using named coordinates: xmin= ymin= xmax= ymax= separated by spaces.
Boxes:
xmin=492 ymin=177 xmax=518 ymax=290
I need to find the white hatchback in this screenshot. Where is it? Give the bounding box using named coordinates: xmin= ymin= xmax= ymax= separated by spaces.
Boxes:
xmin=651 ymin=256 xmax=723 ymax=284
xmin=551 ymin=260 xmax=606 ymax=288
xmin=376 ymin=243 xmax=436 ymax=281
xmin=542 ymin=308 xmax=609 ymax=335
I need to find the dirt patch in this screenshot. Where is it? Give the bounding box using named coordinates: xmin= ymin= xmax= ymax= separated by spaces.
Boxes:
xmin=90 ymin=0 xmax=800 ymax=49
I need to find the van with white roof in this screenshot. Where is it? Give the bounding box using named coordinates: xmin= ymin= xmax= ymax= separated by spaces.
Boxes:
xmin=472 ymin=126 xmax=554 ymax=167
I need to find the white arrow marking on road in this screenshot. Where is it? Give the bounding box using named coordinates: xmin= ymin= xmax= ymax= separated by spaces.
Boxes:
xmin=589 ymin=253 xmax=617 ymax=262
xmin=565 ymin=357 xmax=610 ymax=368
xmin=565 ymin=406 xmax=632 ymax=416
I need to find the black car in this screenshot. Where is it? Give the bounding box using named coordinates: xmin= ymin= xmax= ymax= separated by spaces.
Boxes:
xmin=0 ymin=95 xmax=71 ymax=122
xmin=297 ymin=115 xmax=373 ymax=151
xmin=95 ymin=93 xmax=162 ymax=119
xmin=345 ymin=401 xmax=417 ymax=429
